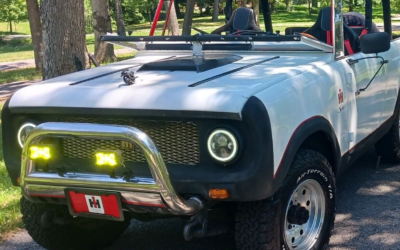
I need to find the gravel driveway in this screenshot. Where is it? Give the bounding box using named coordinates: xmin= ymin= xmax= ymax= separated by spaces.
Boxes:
xmin=1 ymin=149 xmax=400 ymax=250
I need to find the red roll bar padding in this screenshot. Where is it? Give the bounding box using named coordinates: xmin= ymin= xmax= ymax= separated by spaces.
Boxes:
xmin=150 ymin=0 xmax=165 ymax=36
xmin=162 ymin=0 xmax=174 ymax=36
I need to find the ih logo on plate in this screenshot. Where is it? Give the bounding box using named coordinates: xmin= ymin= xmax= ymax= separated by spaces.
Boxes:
xmin=85 ymin=195 xmax=105 ymax=214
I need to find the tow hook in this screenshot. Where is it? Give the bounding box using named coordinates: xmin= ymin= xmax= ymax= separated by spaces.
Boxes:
xmin=183 ymin=206 xmax=233 ymax=241
xmin=183 ymin=210 xmax=208 ymax=241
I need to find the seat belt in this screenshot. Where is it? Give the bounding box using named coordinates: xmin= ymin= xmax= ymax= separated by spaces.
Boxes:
xmin=359 ymin=29 xmax=368 ymax=38
xmin=326 ymin=31 xmax=332 ymax=45
xmin=344 ymin=39 xmax=354 ymax=55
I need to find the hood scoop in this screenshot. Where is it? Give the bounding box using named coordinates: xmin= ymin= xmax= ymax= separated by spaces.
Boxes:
xmin=138 ymin=54 xmax=242 ymax=73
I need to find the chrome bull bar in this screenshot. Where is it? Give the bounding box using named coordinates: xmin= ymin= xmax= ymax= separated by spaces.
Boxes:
xmin=20 ymin=122 xmax=204 ymax=215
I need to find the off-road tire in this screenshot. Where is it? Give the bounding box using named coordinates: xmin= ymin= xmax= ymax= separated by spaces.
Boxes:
xmin=375 ymin=109 xmax=400 ymax=162
xmin=21 ymin=197 xmax=130 ymax=250
xmin=235 ymin=149 xmax=336 ymax=250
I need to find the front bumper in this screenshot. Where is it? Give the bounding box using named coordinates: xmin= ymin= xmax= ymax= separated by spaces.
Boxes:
xmin=21 ymin=122 xmax=203 ymax=215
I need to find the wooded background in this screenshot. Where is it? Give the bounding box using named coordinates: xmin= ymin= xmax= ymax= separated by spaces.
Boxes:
xmin=0 ymin=0 xmax=398 ymax=80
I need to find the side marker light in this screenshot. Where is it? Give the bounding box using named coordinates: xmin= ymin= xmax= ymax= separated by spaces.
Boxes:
xmin=209 ymin=189 xmax=229 ymax=199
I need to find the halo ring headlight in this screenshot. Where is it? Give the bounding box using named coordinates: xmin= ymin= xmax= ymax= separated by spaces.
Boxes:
xmin=207 ymin=129 xmax=238 ymax=163
xmin=18 ymin=122 xmax=36 ymax=148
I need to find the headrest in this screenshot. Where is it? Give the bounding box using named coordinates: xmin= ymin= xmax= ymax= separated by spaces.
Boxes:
xmin=319 ymin=7 xmax=332 ymax=31
xmin=232 ymin=8 xmax=254 ymax=30
xmin=210 ymin=7 xmax=261 ymax=34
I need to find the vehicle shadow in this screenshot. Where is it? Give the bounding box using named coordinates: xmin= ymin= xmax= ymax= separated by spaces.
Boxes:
xmin=105 ymin=148 xmax=400 ymax=250
xmin=329 ymin=148 xmax=400 ymax=250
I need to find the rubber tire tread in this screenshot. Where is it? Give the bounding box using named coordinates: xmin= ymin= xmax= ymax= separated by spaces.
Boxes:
xmin=375 ymin=109 xmax=400 ymax=163
xmin=21 ymin=197 xmax=130 ymax=250
xmin=235 ymin=149 xmax=336 ymax=250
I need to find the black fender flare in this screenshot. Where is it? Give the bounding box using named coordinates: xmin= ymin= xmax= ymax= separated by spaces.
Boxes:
xmin=272 ymin=116 xmax=341 ymax=194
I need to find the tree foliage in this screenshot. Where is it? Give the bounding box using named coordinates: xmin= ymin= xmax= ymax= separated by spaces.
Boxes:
xmin=0 ymin=0 xmax=28 ymax=32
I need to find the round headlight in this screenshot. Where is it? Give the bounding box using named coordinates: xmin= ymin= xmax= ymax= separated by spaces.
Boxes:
xmin=207 ymin=129 xmax=238 ymax=163
xmin=18 ymin=123 xmax=36 ymax=148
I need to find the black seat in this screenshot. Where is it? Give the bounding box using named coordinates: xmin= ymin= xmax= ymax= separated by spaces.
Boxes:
xmin=211 ymin=8 xmax=262 ymax=34
xmin=303 ymin=7 xmax=333 ymax=44
xmin=304 ymin=7 xmax=358 ymax=55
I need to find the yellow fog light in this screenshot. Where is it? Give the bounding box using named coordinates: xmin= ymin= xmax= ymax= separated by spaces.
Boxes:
xmin=95 ymin=151 xmax=122 ymax=167
xmin=29 ymin=146 xmax=51 ymax=160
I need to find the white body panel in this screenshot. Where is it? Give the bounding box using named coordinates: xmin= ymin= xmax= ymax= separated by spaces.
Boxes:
xmin=10 ymin=52 xmax=332 ymax=114
xmin=9 ymin=39 xmax=400 ymax=175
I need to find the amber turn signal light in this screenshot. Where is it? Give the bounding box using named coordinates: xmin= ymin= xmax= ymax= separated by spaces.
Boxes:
xmin=209 ymin=189 xmax=229 ymax=199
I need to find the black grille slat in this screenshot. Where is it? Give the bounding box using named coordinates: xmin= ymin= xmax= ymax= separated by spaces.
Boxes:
xmin=60 ymin=118 xmax=200 ymax=165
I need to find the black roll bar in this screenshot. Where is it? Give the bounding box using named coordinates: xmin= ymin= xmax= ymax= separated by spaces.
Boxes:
xmin=225 ymin=0 xmax=233 ymax=22
xmin=365 ymin=0 xmax=373 ymax=33
xmin=382 ymin=0 xmax=392 ymax=39
xmin=260 ymin=0 xmax=273 ymax=33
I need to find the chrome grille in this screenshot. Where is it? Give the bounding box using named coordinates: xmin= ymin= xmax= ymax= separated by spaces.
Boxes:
xmin=60 ymin=118 xmax=200 ymax=165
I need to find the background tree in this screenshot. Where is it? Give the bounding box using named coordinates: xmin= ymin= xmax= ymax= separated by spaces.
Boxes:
xmin=164 ymin=0 xmax=180 ymax=35
xmin=212 ymin=0 xmax=219 ymax=21
xmin=253 ymin=0 xmax=260 ymax=25
xmin=115 ymin=0 xmax=126 ymax=35
xmin=40 ymin=0 xmax=89 ymax=79
xmin=0 ymin=0 xmax=27 ymax=33
xmin=91 ymin=0 xmax=116 ymax=63
xmin=349 ymin=0 xmax=354 ymax=11
xmin=123 ymin=0 xmax=158 ymax=25
xmin=312 ymin=0 xmax=318 ymax=8
xmin=26 ymin=0 xmax=43 ymax=71
xmin=182 ymin=0 xmax=195 ymax=35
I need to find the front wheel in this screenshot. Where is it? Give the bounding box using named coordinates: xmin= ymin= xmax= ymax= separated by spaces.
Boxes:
xmin=235 ymin=149 xmax=336 ymax=250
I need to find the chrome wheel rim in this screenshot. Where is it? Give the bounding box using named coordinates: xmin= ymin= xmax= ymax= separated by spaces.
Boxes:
xmin=284 ymin=179 xmax=326 ymax=250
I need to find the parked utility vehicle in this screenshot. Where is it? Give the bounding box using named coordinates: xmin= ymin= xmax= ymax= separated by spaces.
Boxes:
xmin=3 ymin=0 xmax=400 ymax=249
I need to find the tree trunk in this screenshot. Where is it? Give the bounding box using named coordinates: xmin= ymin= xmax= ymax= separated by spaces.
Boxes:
xmin=212 ymin=0 xmax=219 ymax=22
xmin=40 ymin=0 xmax=89 ymax=79
xmin=9 ymin=20 xmax=13 ymax=33
xmin=115 ymin=0 xmax=126 ymax=36
xmin=312 ymin=0 xmax=318 ymax=8
xmin=253 ymin=0 xmax=259 ymax=25
xmin=182 ymin=0 xmax=195 ymax=35
xmin=349 ymin=0 xmax=354 ymax=12
xmin=163 ymin=1 xmax=180 ymax=35
xmin=91 ymin=0 xmax=116 ymax=63
xmin=26 ymin=0 xmax=43 ymax=71
xmin=286 ymin=0 xmax=290 ymax=11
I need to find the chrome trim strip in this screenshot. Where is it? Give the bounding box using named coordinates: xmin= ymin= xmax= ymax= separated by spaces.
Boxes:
xmin=25 ymin=172 xmax=158 ymax=192
xmin=300 ymin=35 xmax=333 ymax=52
xmin=21 ymin=122 xmax=203 ymax=215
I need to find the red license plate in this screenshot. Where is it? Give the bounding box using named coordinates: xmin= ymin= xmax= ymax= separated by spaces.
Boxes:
xmin=65 ymin=189 xmax=124 ymax=221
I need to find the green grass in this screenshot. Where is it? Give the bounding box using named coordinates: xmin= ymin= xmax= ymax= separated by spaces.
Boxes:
xmin=0 ymin=22 xmax=31 ymax=35
xmin=125 ymin=6 xmax=400 ymax=35
xmin=0 ymin=102 xmax=23 ymax=241
xmin=0 ymin=68 xmax=42 ymax=84
xmin=0 ymin=35 xmax=126 ymax=63
xmin=0 ymin=44 xmax=34 ymax=63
